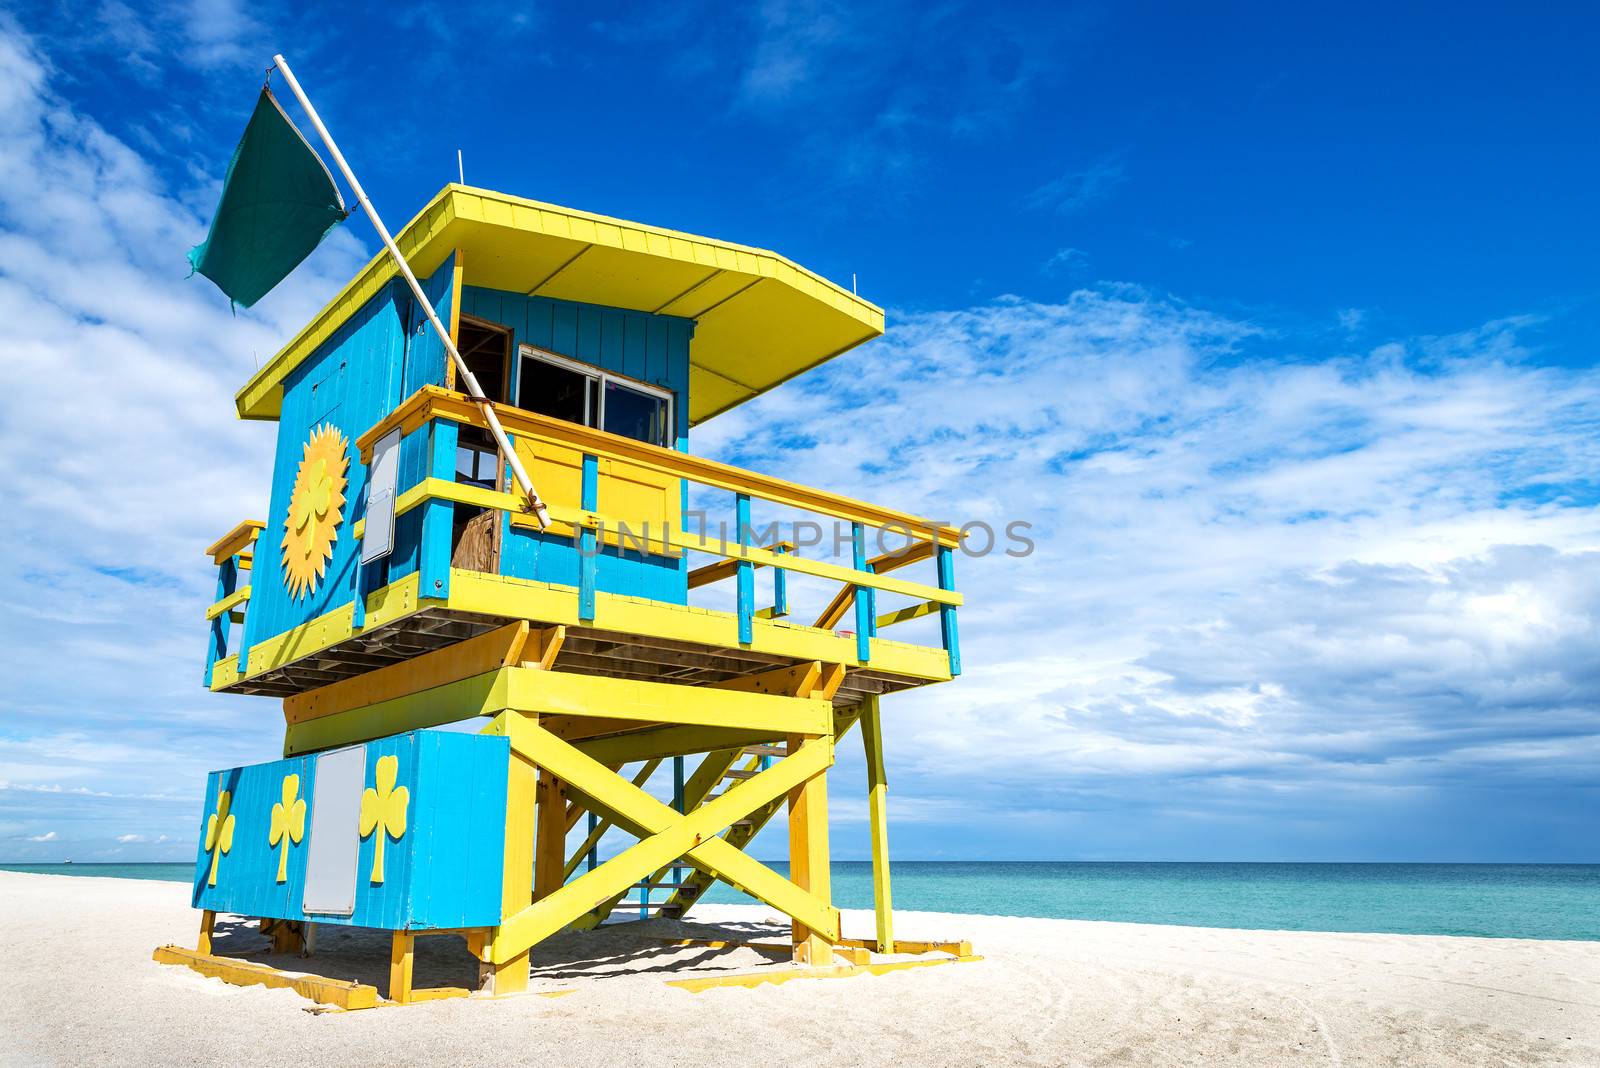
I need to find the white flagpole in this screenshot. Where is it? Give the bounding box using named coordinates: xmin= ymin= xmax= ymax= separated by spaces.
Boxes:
xmin=270 ymin=54 xmax=551 ymax=530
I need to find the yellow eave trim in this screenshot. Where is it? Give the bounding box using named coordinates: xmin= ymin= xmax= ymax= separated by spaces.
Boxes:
xmin=234 ymin=185 xmax=884 ymax=423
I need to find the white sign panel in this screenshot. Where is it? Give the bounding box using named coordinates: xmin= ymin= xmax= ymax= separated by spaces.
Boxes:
xmin=360 ymin=428 xmax=401 ymax=564
xmin=301 ymin=745 xmax=365 ymax=916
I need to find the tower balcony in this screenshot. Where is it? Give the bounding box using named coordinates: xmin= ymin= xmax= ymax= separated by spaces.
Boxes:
xmin=203 ymin=386 xmax=963 ymax=737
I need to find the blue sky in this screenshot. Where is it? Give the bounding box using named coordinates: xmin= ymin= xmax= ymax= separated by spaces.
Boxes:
xmin=1 ymin=1 xmax=1596 ymax=864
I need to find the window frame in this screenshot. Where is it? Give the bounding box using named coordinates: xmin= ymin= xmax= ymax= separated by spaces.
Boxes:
xmin=517 ymin=344 xmax=675 ymax=448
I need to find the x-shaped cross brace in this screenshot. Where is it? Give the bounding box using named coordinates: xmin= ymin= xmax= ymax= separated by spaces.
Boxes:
xmin=486 ymin=712 xmax=840 ymax=965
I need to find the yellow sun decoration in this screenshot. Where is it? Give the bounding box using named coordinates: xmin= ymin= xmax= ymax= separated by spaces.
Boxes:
xmin=282 ymin=424 xmax=349 ymax=599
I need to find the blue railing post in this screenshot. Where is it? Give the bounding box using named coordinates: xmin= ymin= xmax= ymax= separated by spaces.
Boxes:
xmin=736 ymin=493 xmax=754 ymax=644
xmin=586 ymin=812 xmax=598 ymax=872
xmin=351 ymin=555 xmax=367 ymax=631
xmin=937 ymin=543 xmax=961 ymax=677
xmin=234 ymin=552 xmax=255 ymax=679
xmin=852 ymin=522 xmax=873 ymax=663
xmin=771 ymin=544 xmax=789 ymax=619
xmin=351 ymin=497 xmax=370 ymax=631
xmin=579 ymin=452 xmax=599 ymax=622
xmin=420 ymin=418 xmax=458 ymax=602
xmin=204 ymin=556 xmax=238 ymax=686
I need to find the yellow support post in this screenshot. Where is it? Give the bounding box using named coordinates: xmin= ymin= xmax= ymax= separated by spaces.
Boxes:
xmin=197 ymin=909 xmax=215 ymax=956
xmin=535 ymin=770 xmax=566 ymax=901
xmin=860 ymin=694 xmax=894 ymax=953
xmin=787 ymin=730 xmax=834 ymax=966
xmin=488 ymin=745 xmax=537 ymax=995
xmin=389 ymin=930 xmax=414 ymax=1005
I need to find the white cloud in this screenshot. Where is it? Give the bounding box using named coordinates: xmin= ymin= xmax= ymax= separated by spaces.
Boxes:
xmin=1042 ymin=247 xmax=1088 ymax=277
xmin=1024 ymin=156 xmax=1127 ymax=216
xmin=81 ymin=0 xmax=262 ymax=74
xmin=27 ymin=831 xmax=58 ymax=842
xmin=0 ymin=19 xmax=367 ymax=854
xmin=637 ymin=1 xmax=1082 ymax=192
xmin=701 ymin=291 xmax=1600 ymax=857
xmin=180 ymin=0 xmax=260 ymax=67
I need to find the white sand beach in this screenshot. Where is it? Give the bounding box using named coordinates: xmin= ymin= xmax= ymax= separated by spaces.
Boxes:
xmin=0 ymin=871 xmax=1595 ymax=1067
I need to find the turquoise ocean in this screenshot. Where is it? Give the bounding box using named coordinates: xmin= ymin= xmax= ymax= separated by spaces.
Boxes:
xmin=3 ymin=861 xmax=1594 ymax=941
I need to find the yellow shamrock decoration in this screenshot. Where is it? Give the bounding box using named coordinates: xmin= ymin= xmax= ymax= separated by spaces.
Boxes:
xmin=267 ymin=774 xmax=307 ymax=884
xmin=358 ymin=755 xmax=408 ymax=884
xmin=203 ymin=789 xmax=236 ymax=887
xmin=281 ymin=424 xmax=348 ymax=599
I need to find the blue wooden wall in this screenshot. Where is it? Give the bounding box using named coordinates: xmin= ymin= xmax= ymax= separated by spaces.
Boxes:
xmin=191 ymin=729 xmax=508 ymax=930
xmin=241 ymin=270 xmax=700 ymax=665
xmin=460 ymin=286 xmax=694 ymax=605
xmin=242 ymin=256 xmax=458 ymax=666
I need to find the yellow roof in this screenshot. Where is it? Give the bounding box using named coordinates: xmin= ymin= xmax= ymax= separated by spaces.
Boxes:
xmin=236 ymin=184 xmax=884 ymax=423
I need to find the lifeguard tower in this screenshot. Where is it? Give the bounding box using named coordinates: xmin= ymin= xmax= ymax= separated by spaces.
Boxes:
xmin=163 ymin=184 xmax=971 ymax=1006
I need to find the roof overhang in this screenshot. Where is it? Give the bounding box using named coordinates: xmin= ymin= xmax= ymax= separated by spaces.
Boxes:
xmin=235 ymin=185 xmax=884 ymax=424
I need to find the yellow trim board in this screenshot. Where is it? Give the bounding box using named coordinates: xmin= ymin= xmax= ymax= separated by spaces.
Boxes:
xmin=448 ymin=569 xmax=953 ymax=682
xmin=235 ymin=572 xmax=426 ymax=683
xmin=206 ymin=520 xmax=265 ymax=563
xmin=205 ymin=585 xmax=251 ymax=621
xmin=284 ymin=621 xmax=529 ymax=724
xmin=152 ymin=945 xmax=379 ymax=1010
xmin=282 ymin=666 xmax=832 ymax=756
xmin=837 ymin=935 xmax=974 ymax=957
xmin=209 ymin=654 xmax=240 ymax=691
xmin=282 ymin=671 xmax=502 ymax=756
xmin=502 ymin=669 xmax=833 ymax=733
xmin=644 ymin=936 xmax=870 ymax=966
xmin=666 ymin=954 xmax=984 ymax=992
xmin=235 ymin=185 xmax=883 ymax=424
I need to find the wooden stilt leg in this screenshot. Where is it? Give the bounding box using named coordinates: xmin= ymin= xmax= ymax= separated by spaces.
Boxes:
xmin=487 ymin=749 xmax=537 ymax=995
xmin=534 ymin=770 xmax=567 ymax=902
xmin=266 ymin=919 xmax=304 ymax=956
xmin=388 ymin=930 xmax=414 ymax=1005
xmin=860 ymin=694 xmax=895 ymax=954
xmin=197 ymin=909 xmax=215 ymax=955
xmin=787 ymin=732 xmax=834 ymax=966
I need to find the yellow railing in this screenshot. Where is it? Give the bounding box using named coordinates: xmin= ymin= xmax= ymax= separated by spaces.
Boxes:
xmin=204 ymin=520 xmax=263 ymax=687
xmin=355 ymin=387 xmax=963 ymax=674
xmin=356 ymin=387 xmax=961 ymax=548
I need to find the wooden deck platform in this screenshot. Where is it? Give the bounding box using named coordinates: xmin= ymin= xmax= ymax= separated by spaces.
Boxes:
xmin=217 ymin=573 xmax=948 ymax=710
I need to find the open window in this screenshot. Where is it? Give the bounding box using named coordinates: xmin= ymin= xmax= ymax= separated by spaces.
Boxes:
xmin=451 ymin=317 xmax=512 ymax=573
xmin=516 ymin=346 xmax=673 ymax=449
xmin=509 ymin=344 xmax=681 ymax=557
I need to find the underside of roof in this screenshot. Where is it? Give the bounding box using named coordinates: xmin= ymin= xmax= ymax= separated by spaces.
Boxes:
xmin=235 ymin=185 xmax=885 ymax=424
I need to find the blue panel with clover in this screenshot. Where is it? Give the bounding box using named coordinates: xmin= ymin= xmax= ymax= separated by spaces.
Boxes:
xmin=190 ymin=729 xmax=508 ymax=931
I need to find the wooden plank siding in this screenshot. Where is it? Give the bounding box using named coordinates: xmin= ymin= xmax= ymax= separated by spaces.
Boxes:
xmin=241 ymin=254 xmax=460 ymax=671
xmin=191 ymin=729 xmax=507 ymax=931
xmin=460 ymin=286 xmax=695 ymax=607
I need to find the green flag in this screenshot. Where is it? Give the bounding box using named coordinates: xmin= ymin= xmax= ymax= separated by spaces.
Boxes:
xmin=188 ymin=89 xmax=348 ymax=308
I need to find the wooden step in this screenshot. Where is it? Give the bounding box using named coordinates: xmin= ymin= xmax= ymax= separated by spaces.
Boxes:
xmin=722 ymin=768 xmax=759 ymax=780
xmin=741 ymin=744 xmax=786 ymax=757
